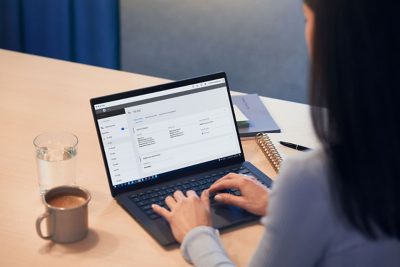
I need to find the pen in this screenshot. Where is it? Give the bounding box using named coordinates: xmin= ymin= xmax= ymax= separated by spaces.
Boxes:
xmin=279 ymin=141 xmax=311 ymax=151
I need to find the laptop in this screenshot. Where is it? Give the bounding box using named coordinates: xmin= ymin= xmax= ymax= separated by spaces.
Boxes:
xmin=90 ymin=72 xmax=273 ymax=246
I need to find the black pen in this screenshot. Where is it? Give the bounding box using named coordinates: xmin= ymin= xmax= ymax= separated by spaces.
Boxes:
xmin=279 ymin=141 xmax=311 ymax=151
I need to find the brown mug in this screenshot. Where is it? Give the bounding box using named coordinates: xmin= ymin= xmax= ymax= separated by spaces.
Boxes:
xmin=36 ymin=185 xmax=91 ymax=243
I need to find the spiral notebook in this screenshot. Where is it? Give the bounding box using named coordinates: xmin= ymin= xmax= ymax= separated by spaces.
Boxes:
xmin=256 ymin=133 xmax=283 ymax=172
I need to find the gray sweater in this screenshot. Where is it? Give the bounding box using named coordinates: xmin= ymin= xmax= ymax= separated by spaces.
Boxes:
xmin=181 ymin=150 xmax=400 ymax=266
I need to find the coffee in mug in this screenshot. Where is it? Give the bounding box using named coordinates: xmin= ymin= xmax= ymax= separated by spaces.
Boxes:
xmin=36 ymin=185 xmax=91 ymax=243
xmin=48 ymin=195 xmax=86 ymax=209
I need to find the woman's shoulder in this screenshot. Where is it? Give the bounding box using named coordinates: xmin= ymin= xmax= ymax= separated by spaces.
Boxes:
xmin=259 ymin=149 xmax=337 ymax=264
xmin=283 ymin=148 xmax=328 ymax=176
xmin=264 ymin=149 xmax=336 ymax=235
xmin=266 ymin=149 xmax=334 ymax=224
xmin=267 ymin=150 xmax=400 ymax=266
xmin=273 ymin=149 xmax=331 ymax=200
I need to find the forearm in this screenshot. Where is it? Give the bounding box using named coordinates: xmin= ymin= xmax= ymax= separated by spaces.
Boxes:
xmin=181 ymin=226 xmax=236 ymax=267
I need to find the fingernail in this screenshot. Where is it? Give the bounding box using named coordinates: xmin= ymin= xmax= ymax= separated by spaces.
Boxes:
xmin=215 ymin=194 xmax=221 ymax=201
xmin=151 ymin=204 xmax=156 ymax=209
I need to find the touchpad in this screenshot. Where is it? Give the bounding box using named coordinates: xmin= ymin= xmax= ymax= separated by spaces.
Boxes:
xmin=211 ymin=203 xmax=258 ymax=229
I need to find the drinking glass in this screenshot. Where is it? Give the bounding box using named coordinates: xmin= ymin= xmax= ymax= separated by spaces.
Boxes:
xmin=33 ymin=132 xmax=78 ymax=194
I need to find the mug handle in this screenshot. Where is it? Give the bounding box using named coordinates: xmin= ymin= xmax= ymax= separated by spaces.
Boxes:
xmin=36 ymin=212 xmax=52 ymax=240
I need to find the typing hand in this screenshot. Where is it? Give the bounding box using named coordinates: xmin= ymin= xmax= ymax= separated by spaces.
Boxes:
xmin=152 ymin=190 xmax=211 ymax=243
xmin=209 ymin=173 xmax=269 ymax=216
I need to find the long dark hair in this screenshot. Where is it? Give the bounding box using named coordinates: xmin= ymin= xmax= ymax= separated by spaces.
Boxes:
xmin=305 ymin=0 xmax=400 ymax=239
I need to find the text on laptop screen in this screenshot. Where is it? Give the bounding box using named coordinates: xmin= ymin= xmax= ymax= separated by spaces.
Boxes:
xmin=94 ymin=78 xmax=241 ymax=188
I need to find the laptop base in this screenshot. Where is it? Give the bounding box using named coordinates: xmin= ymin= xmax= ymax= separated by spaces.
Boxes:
xmin=116 ymin=161 xmax=272 ymax=246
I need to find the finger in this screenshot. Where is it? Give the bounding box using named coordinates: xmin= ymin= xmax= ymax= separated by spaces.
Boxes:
xmin=165 ymin=195 xmax=177 ymax=209
xmin=213 ymin=173 xmax=247 ymax=187
xmin=250 ymin=176 xmax=263 ymax=185
xmin=186 ymin=190 xmax=198 ymax=198
xmin=214 ymin=193 xmax=246 ymax=208
xmin=209 ymin=178 xmax=242 ymax=193
xmin=152 ymin=204 xmax=171 ymax=221
xmin=201 ymin=189 xmax=210 ymax=207
xmin=213 ymin=172 xmax=237 ymax=184
xmin=173 ymin=190 xmax=185 ymax=201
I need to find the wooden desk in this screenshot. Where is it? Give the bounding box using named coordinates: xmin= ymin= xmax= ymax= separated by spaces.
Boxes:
xmin=0 ymin=49 xmax=317 ymax=266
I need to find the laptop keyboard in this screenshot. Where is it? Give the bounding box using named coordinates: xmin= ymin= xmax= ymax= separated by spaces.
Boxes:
xmin=129 ymin=166 xmax=264 ymax=220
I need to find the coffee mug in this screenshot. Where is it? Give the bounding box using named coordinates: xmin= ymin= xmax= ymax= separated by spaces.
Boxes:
xmin=36 ymin=185 xmax=91 ymax=243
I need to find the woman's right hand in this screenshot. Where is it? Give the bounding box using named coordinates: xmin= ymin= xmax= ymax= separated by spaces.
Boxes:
xmin=208 ymin=173 xmax=269 ymax=216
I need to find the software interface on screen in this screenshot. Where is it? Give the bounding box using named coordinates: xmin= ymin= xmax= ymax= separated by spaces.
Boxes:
xmin=94 ymin=78 xmax=242 ymax=188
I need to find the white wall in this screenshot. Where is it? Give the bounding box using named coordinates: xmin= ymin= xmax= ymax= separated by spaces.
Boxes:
xmin=120 ymin=0 xmax=308 ymax=103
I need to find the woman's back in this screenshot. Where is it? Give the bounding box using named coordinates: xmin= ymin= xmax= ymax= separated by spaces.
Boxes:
xmin=249 ymin=151 xmax=400 ymax=267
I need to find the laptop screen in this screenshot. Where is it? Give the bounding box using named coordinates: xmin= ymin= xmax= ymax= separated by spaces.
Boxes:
xmin=91 ymin=73 xmax=243 ymax=191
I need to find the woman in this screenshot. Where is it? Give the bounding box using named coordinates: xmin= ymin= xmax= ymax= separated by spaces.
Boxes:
xmin=152 ymin=0 xmax=400 ymax=265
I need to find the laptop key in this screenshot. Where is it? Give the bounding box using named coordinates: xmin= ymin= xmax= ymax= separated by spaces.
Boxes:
xmin=137 ymin=201 xmax=146 ymax=206
xmin=142 ymin=204 xmax=152 ymax=211
xmin=139 ymin=195 xmax=149 ymax=201
xmin=149 ymin=214 xmax=160 ymax=220
xmin=155 ymin=201 xmax=165 ymax=207
xmin=230 ymin=189 xmax=241 ymax=196
xmin=145 ymin=209 xmax=153 ymax=215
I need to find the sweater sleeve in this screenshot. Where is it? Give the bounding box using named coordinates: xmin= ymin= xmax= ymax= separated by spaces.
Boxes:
xmin=181 ymin=226 xmax=236 ymax=267
xmin=249 ymin=152 xmax=333 ymax=267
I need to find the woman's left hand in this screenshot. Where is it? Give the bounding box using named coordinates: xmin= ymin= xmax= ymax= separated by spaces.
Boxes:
xmin=152 ymin=190 xmax=211 ymax=243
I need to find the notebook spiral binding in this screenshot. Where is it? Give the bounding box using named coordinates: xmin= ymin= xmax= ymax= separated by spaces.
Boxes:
xmin=256 ymin=133 xmax=282 ymax=172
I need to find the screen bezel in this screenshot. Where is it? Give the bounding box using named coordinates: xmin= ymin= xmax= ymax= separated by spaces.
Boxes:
xmin=90 ymin=72 xmax=245 ymax=197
